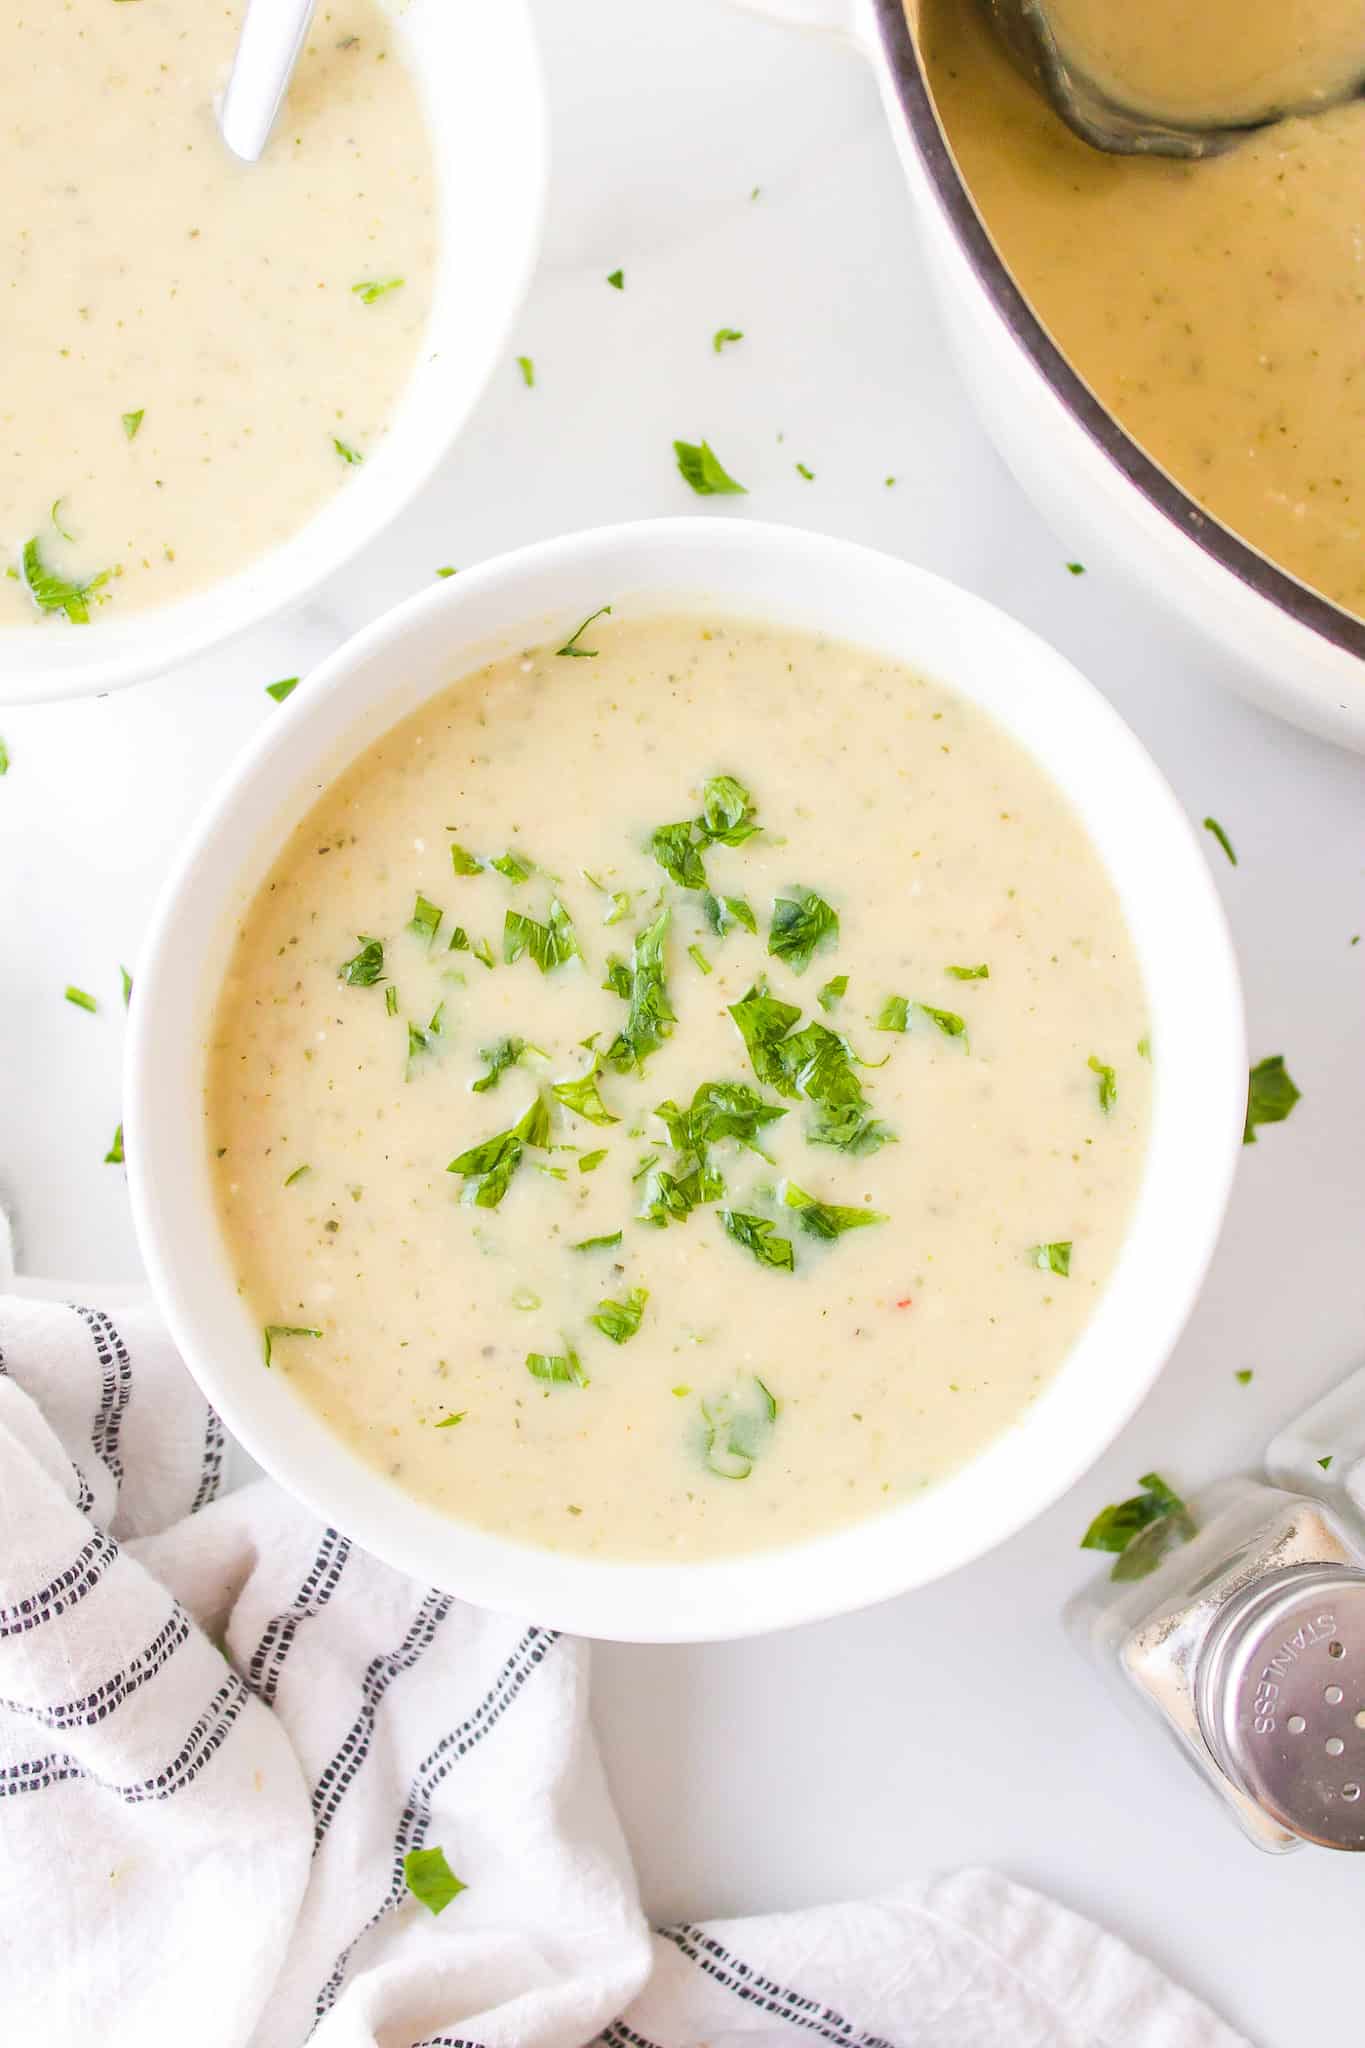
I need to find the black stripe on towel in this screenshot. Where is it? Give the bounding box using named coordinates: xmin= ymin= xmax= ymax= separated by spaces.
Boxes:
xmin=0 ymin=1672 xmax=249 ymax=1803
xmin=599 ymin=2022 xmax=669 ymax=2048
xmin=311 ymin=1588 xmax=454 ymax=1848
xmin=660 ymin=1923 xmax=897 ymax=2048
xmin=246 ymin=1525 xmax=351 ymax=1708
xmin=190 ymin=1405 xmax=227 ymax=1514
xmin=313 ymin=1627 xmax=558 ymax=2020
xmin=0 ymin=1529 xmax=118 ymax=1638
xmin=0 ymin=1605 xmax=192 ymax=1732
xmin=73 ymin=1304 xmax=134 ymax=1488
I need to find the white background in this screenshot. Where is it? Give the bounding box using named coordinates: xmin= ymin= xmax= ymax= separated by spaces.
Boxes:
xmin=3 ymin=4 xmax=1364 ymax=2039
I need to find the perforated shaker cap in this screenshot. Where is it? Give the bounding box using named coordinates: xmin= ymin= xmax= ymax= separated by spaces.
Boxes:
xmin=1195 ymin=1563 xmax=1365 ymax=1851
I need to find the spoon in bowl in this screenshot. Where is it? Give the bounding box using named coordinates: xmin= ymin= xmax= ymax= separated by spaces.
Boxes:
xmin=219 ymin=0 xmax=317 ymax=164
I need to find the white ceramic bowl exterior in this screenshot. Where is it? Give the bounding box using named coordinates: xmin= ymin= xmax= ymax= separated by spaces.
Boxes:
xmin=0 ymin=1 xmax=547 ymax=706
xmin=127 ymin=519 xmax=1246 ymax=1642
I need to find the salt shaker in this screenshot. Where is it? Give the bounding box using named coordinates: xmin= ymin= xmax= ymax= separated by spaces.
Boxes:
xmin=1068 ymin=1366 xmax=1365 ymax=1853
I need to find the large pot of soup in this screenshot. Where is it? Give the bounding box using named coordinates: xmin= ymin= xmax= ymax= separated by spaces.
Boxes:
xmin=745 ymin=0 xmax=1365 ymax=750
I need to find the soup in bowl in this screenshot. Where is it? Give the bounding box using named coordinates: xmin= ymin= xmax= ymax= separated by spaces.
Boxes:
xmin=126 ymin=518 xmax=1245 ymax=1640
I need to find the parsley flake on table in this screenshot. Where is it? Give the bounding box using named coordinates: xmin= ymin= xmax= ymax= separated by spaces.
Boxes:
xmin=674 ymin=438 xmax=747 ymax=495
xmin=606 ymin=268 xmax=624 ymax=289
xmin=402 ymin=1846 xmax=466 ymax=1914
xmin=104 ymin=1124 xmax=125 ymax=1165
xmin=516 ymin=355 xmax=535 ymax=387
xmin=65 ymin=985 xmax=97 ymax=1013
xmin=265 ymin=676 xmax=299 ymax=704
xmin=712 ymin=328 xmax=743 ymax=352
xmin=1244 ymin=1055 xmax=1301 ymax=1143
xmin=1202 ymin=816 xmax=1237 ymax=866
xmin=1081 ymin=1473 xmax=1195 ymax=1582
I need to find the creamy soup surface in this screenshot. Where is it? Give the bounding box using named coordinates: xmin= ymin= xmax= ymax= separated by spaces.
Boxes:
xmin=207 ymin=613 xmax=1151 ymax=1563
xmin=916 ymin=0 xmax=1365 ymax=622
xmin=0 ymin=0 xmax=435 ymax=629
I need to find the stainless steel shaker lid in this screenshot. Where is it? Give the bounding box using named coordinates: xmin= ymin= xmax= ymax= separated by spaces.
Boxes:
xmin=1196 ymin=1563 xmax=1365 ymax=1851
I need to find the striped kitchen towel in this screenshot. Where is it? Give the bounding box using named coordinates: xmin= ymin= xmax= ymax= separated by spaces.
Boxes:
xmin=0 ymin=1289 xmax=1248 ymax=2048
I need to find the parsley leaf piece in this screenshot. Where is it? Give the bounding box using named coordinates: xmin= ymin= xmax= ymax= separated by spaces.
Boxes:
xmin=876 ymin=995 xmax=909 ymax=1033
xmin=435 ymin=1411 xmax=467 ymax=1428
xmin=946 ymin=963 xmax=989 ymax=981
xmin=352 ymin=276 xmax=404 ymax=304
xmin=490 ymin=850 xmax=532 ymax=884
xmin=448 ymin=840 xmax=483 ymax=876
xmin=673 ymin=438 xmax=747 ymax=495
xmin=1320 ymin=1455 xmax=1334 ymax=1471
xmin=408 ymin=894 xmax=442 ymax=946
xmin=688 ymin=943 xmax=713 ymax=975
xmin=655 ymin=1079 xmax=787 ymax=1163
xmin=782 ymin=1182 xmax=886 ymax=1240
xmin=65 ymin=985 xmax=97 ymax=1013
xmin=120 ymin=965 xmax=132 ymax=1006
xmin=649 ymin=819 xmax=708 ymax=891
xmin=603 ymin=909 xmax=675 ymax=1073
xmin=122 ymin=409 xmax=144 ymax=439
xmin=472 ymin=1037 xmax=530 ymax=1093
xmin=471 ymin=937 xmax=496 ymax=971
xmin=402 ymin=1846 xmax=466 ymax=1915
xmin=1088 ymin=1055 xmax=1117 ymax=1113
xmin=703 ymin=891 xmax=757 ymax=939
xmin=636 ymin=1160 xmax=720 ymax=1228
xmin=806 ymin=1101 xmax=894 ymax=1156
xmin=265 ymin=676 xmax=299 ymax=704
xmin=516 ymin=355 xmax=535 ymax=387
xmin=22 ymin=537 xmax=109 ymax=624
xmin=447 ymin=1096 xmax=548 ymax=1208
xmin=104 ymin=1123 xmax=125 ymax=1165
xmin=0 ymin=737 xmax=7 ymax=775
xmin=606 ymin=268 xmax=624 ymax=289
xmin=795 ymin=462 xmax=815 ymax=480
xmin=590 ymin=1285 xmax=648 ymax=1343
xmin=1030 ymin=1241 xmax=1072 ymax=1277
xmin=262 ymin=1323 xmax=322 ymax=1368
xmin=579 ymin=1149 xmax=608 ymax=1174
xmin=504 ymin=899 xmax=580 ymax=972
xmin=406 ymin=1020 xmax=432 ymax=1069
xmin=1137 ymin=1034 xmax=1152 ymax=1061
xmin=555 ymin=604 xmax=611 ymax=657
xmin=1235 ymin=1369 xmax=1253 ymax=1385
xmin=701 ymin=1379 xmax=776 ymax=1478
xmin=385 ymin=985 xmax=399 ymax=1016
xmin=552 ymin=1065 xmax=619 ymax=1126
xmin=719 ymin=1209 xmax=795 ymax=1272
xmin=436 ymin=566 xmax=457 ymax=578
xmin=1081 ymin=1472 xmax=1195 ymax=1582
xmin=728 ymin=983 xmax=803 ymax=1093
xmin=333 ymin=438 xmax=363 ymax=465
xmin=767 ymin=886 xmax=838 ymax=975
xmin=572 ymin=1231 xmax=622 ymax=1252
xmin=817 ymin=975 xmax=848 ymax=1013
xmin=338 ymin=936 xmax=385 ymax=986
xmin=527 ymin=1346 xmax=587 ymax=1386
xmin=713 ymin=327 xmax=744 ymax=352
xmin=1203 ymin=816 xmax=1237 ymax=867
xmin=1244 ymin=1055 xmax=1301 ymax=1144
xmin=698 ymin=773 xmax=758 ymax=847
xmin=1066 ymin=561 xmax=1085 ymax=576
xmin=917 ymin=1003 xmax=967 ymax=1045
xmin=583 ymin=872 xmax=633 ymax=925
xmin=284 ymin=1164 xmax=311 ymax=1187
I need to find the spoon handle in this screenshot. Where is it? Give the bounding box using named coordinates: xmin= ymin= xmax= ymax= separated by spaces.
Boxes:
xmin=220 ymin=0 xmax=318 ymax=164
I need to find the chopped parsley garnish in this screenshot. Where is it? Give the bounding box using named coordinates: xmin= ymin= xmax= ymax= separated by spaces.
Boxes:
xmin=516 ymin=355 xmax=535 ymax=388
xmin=352 ymin=277 xmax=404 ymax=304
xmin=555 ymin=604 xmax=611 ymax=658
xmin=1137 ymin=1034 xmax=1152 ymax=1061
xmin=699 ymin=774 xmax=759 ymax=846
xmin=406 ymin=1020 xmax=433 ymax=1068
xmin=1081 ymin=1473 xmax=1195 ymax=1582
xmin=65 ymin=985 xmax=97 ymax=1013
xmin=1030 ymin=1241 xmax=1072 ymax=1277
xmin=437 ymin=566 xmax=457 ymax=578
xmin=590 ymin=1286 xmax=648 ymax=1343
xmin=434 ymin=1411 xmax=467 ymax=1428
xmin=265 ymin=676 xmax=299 ymax=704
xmin=728 ymin=985 xmax=802 ymax=1086
xmin=1320 ymin=1455 xmax=1334 ymax=1471
xmin=728 ymin=986 xmax=891 ymax=1154
xmin=333 ymin=438 xmax=363 ymax=465
xmin=120 ymin=965 xmax=133 ymax=1005
xmin=795 ymin=462 xmax=814 ymax=480
xmin=701 ymin=1379 xmax=775 ymax=1479
xmin=50 ymin=498 xmax=75 ymax=542
xmin=22 ymin=537 xmax=109 ymax=624
xmin=656 ymin=1079 xmax=786 ymax=1165
xmin=650 ymin=819 xmax=708 ymax=890
xmin=583 ymin=872 xmax=633 ymax=924
xmin=917 ymin=1004 xmax=967 ymax=1044
xmin=782 ymin=1183 xmax=886 ymax=1239
xmin=767 ymin=887 xmax=838 ymax=974
xmin=688 ymin=944 xmax=713 ymax=975
xmin=637 ymin=1159 xmax=721 ymax=1228
xmin=579 ymin=1149 xmax=608 ymax=1174
xmin=339 ymin=937 xmax=385 ymax=986
xmin=122 ymin=409 xmax=144 ymax=439
xmin=719 ymin=1209 xmax=795 ymax=1272
xmin=712 ymin=328 xmax=743 ymax=351
xmin=284 ymin=1164 xmax=311 ymax=1186
xmin=449 ymin=840 xmax=483 ymax=875
xmin=472 ymin=1037 xmax=532 ymax=1093
xmin=1244 ymin=1055 xmax=1300 ymax=1143
xmin=0 ymin=737 xmax=7 ymax=775
xmin=876 ymin=995 xmax=908 ymax=1033
xmin=674 ymin=438 xmax=747 ymax=495
xmin=1065 ymin=561 xmax=1085 ymax=576
xmin=526 ymin=1346 xmax=587 ymax=1386
xmin=703 ymin=891 xmax=756 ymax=938
xmin=447 ymin=1096 xmax=549 ymax=1208
xmin=946 ymin=963 xmax=989 ymax=981
xmin=402 ymin=1846 xmax=466 ymax=1915
xmin=552 ymin=1064 xmax=618 ymax=1125
xmin=572 ymin=1231 xmax=622 ymax=1252
xmin=490 ymin=850 xmax=532 ymax=883
xmin=385 ymin=985 xmax=399 ymax=1015
xmin=504 ymin=899 xmax=580 ymax=972
xmin=603 ymin=908 xmax=674 ymax=1073
xmin=817 ymin=975 xmax=848 ymax=1012
xmin=104 ymin=1123 xmax=124 ymax=1165
xmin=262 ymin=1324 xmax=322 ymax=1368
xmin=1235 ymin=1369 xmax=1253 ymax=1385
xmin=408 ymin=893 xmax=442 ymax=946
xmin=1088 ymin=1055 xmax=1117 ymax=1113
xmin=1202 ymin=816 xmax=1237 ymax=866
xmin=606 ymin=268 xmax=624 ymax=289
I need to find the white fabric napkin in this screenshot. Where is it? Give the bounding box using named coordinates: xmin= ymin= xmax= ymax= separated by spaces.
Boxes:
xmin=0 ymin=1289 xmax=1249 ymax=2048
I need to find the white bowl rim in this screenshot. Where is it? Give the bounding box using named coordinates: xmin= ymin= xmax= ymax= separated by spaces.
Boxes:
xmin=126 ymin=515 xmax=1247 ymax=1642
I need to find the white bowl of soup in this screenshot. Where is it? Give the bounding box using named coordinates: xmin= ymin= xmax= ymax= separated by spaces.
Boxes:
xmin=743 ymin=0 xmax=1365 ymax=749
xmin=0 ymin=0 xmax=545 ymax=705
xmin=126 ymin=517 xmax=1245 ymax=1641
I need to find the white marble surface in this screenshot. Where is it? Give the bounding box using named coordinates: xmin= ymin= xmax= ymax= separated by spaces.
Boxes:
xmin=3 ymin=3 xmax=1364 ymax=2039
